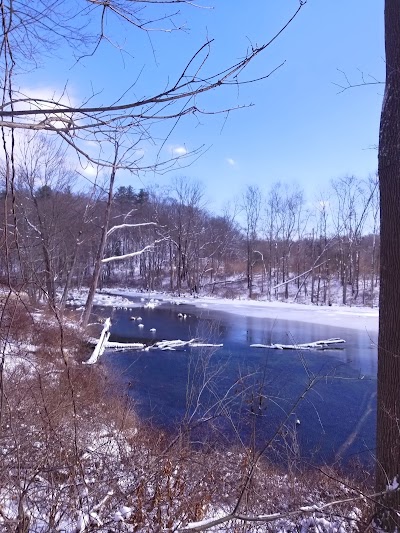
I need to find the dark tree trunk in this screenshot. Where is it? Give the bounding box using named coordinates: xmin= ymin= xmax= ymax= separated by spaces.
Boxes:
xmin=376 ymin=1 xmax=400 ymax=529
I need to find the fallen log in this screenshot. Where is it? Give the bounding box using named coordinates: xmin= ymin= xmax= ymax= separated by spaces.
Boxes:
xmin=250 ymin=338 xmax=346 ymax=351
xmin=149 ymin=339 xmax=223 ymax=351
xmin=84 ymin=318 xmax=112 ymax=364
xmin=106 ymin=341 xmax=146 ymax=351
xmin=86 ymin=334 xmax=223 ymax=356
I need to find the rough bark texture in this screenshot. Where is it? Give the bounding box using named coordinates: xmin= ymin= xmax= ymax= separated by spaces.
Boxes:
xmin=376 ymin=0 xmax=400 ymax=529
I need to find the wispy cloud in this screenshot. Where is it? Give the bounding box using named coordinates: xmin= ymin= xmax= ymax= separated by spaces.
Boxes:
xmin=226 ymin=157 xmax=236 ymax=166
xmin=170 ymin=145 xmax=188 ymax=157
xmin=18 ymin=85 xmax=75 ymax=105
xmin=81 ymin=163 xmax=98 ymax=177
xmin=16 ymin=85 xmax=77 ymax=130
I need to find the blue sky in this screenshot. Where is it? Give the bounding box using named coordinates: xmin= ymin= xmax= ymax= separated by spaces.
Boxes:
xmin=161 ymin=0 xmax=383 ymax=211
xmin=21 ymin=0 xmax=384 ymax=212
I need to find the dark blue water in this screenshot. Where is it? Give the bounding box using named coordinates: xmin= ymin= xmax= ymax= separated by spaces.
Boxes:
xmin=102 ymin=298 xmax=377 ymax=465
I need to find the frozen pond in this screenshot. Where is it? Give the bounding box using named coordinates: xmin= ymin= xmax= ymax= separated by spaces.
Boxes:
xmin=102 ymin=298 xmax=377 ymax=465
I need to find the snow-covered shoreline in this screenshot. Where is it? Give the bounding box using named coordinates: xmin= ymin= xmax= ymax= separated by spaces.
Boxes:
xmin=82 ymin=288 xmax=379 ymax=335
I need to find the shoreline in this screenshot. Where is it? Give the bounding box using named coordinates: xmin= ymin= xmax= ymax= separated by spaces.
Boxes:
xmin=100 ymin=288 xmax=379 ymax=336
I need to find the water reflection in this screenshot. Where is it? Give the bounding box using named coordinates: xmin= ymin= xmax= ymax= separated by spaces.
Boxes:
xmin=103 ymin=300 xmax=377 ymax=464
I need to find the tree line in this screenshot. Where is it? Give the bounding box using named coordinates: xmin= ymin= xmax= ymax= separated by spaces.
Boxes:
xmin=0 ymin=136 xmax=380 ymax=309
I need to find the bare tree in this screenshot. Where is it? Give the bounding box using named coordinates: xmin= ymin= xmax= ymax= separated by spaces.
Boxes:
xmin=242 ymin=185 xmax=262 ymax=298
xmin=1 ymin=134 xmax=82 ymax=307
xmin=366 ymin=173 xmax=380 ymax=307
xmin=276 ymin=183 xmax=304 ymax=300
xmin=167 ymin=177 xmax=205 ymax=294
xmin=263 ymin=182 xmax=283 ymax=300
xmin=81 ymin=139 xmax=162 ymax=327
xmin=331 ymin=176 xmax=369 ymax=305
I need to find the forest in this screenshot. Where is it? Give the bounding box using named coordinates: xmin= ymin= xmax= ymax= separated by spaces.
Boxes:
xmin=0 ymin=135 xmax=380 ymax=310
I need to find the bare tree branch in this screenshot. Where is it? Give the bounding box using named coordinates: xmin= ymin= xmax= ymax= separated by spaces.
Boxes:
xmin=333 ymin=68 xmax=383 ymax=94
xmin=101 ymin=236 xmax=167 ymax=263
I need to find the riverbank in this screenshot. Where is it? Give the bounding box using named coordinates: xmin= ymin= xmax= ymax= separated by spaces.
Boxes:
xmin=96 ymin=288 xmax=379 ymax=335
xmin=43 ymin=288 xmax=376 ymax=530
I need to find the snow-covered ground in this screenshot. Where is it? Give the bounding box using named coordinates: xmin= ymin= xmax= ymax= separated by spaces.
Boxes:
xmin=83 ymin=288 xmax=379 ymax=335
xmin=194 ymin=296 xmax=379 ymax=334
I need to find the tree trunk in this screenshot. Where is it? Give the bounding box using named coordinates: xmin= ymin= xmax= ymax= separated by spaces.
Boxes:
xmin=376 ymin=1 xmax=400 ymax=529
xmin=59 ymin=233 xmax=82 ymax=312
xmin=81 ymin=158 xmax=118 ymax=329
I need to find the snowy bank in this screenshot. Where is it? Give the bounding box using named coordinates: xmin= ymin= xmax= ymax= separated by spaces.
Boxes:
xmin=101 ymin=289 xmax=379 ymax=335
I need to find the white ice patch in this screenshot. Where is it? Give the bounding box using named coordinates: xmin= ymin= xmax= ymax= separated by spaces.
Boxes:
xmin=387 ymin=476 xmax=399 ymax=492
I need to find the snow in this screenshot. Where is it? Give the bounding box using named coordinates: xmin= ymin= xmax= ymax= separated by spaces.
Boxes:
xmin=106 ymin=221 xmax=157 ymax=238
xmin=67 ymin=289 xmax=142 ymax=309
xmin=84 ymin=318 xmax=111 ymax=364
xmin=387 ymin=476 xmax=399 ymax=492
xmin=1 ymin=340 xmax=37 ymax=374
xmin=114 ymin=505 xmax=132 ymax=521
xmin=87 ymin=334 xmax=223 ymax=356
xmin=101 ymin=238 xmax=166 ymax=264
xmin=250 ymin=338 xmax=346 ymax=350
xmin=149 ymin=339 xmax=223 ymax=350
xmin=104 ymin=341 xmax=146 ymax=350
xmin=102 ymin=288 xmax=379 ymax=334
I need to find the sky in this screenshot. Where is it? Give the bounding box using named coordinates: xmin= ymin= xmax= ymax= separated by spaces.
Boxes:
xmin=18 ymin=0 xmax=384 ymax=213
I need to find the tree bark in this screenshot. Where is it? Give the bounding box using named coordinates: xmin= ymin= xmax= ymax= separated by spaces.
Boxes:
xmin=376 ymin=0 xmax=400 ymax=529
